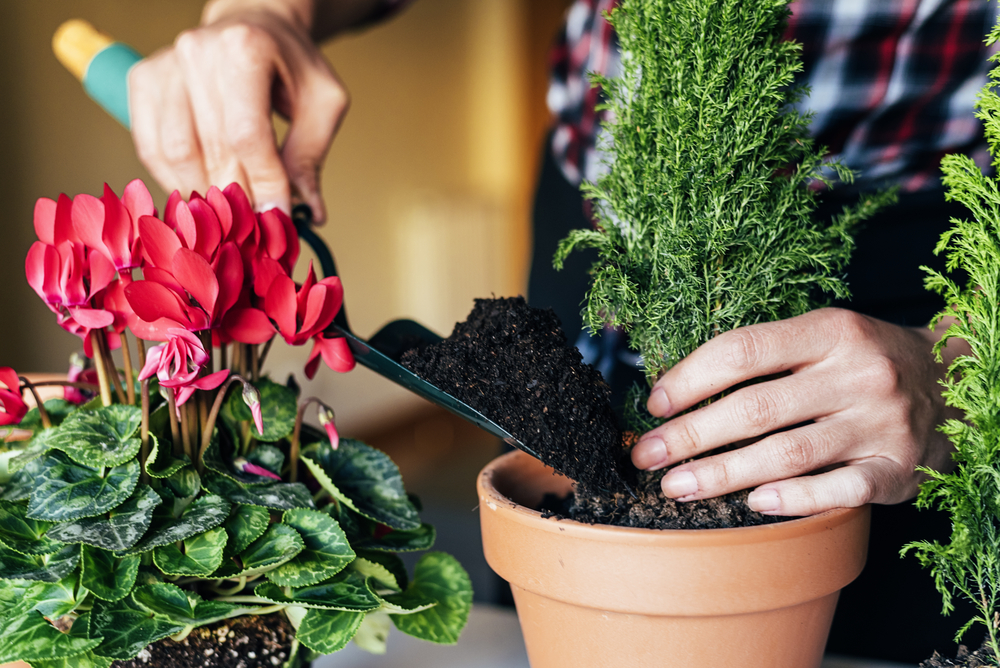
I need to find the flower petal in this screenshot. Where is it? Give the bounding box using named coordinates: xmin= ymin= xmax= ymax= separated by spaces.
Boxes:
xmin=189 ymin=198 xmax=222 ymax=260
xmin=264 ymin=274 xmax=298 ymax=341
xmin=222 ymin=308 xmax=276 ymax=345
xmin=139 ymin=215 xmax=183 ymax=270
xmin=207 ymin=186 xmax=233 ymax=240
xmin=123 ymin=179 xmax=156 ymax=222
xmin=101 ymin=183 xmax=133 ymax=269
xmin=173 ymin=248 xmax=219 ymax=319
xmin=70 ymin=307 xmax=115 ymax=329
xmin=214 ymin=242 xmax=244 ymax=315
xmin=320 ymin=336 xmax=355 ymax=373
xmin=223 ymin=183 xmax=256 ymax=245
xmin=174 ymin=201 xmax=198 ymax=250
xmin=192 ymin=369 xmax=230 ymax=391
xmin=71 ymin=193 xmax=108 ymax=257
xmin=25 ymin=242 xmax=60 ymax=304
xmin=252 ymin=256 xmax=287 ymax=299
xmin=125 ymin=280 xmax=191 ymax=326
xmin=33 ymin=197 xmax=57 ymax=245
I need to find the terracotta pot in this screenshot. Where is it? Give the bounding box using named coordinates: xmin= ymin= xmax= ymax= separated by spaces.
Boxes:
xmin=478 ymin=450 xmax=871 ymax=668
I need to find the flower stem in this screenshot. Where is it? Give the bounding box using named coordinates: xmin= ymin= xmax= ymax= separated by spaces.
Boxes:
xmin=18 ymin=377 xmax=51 ymax=429
xmin=140 ymin=379 xmax=150 ymax=485
xmin=166 ymin=389 xmax=182 ymax=457
xmin=182 ymin=402 xmax=196 ymax=462
xmin=100 ymin=333 xmax=127 ymax=405
xmin=258 ymin=337 xmax=274 ymax=370
xmin=251 ymin=344 xmax=260 ymax=382
xmin=120 ymin=330 xmax=136 ymax=406
xmin=90 ymin=332 xmax=113 ymax=407
xmin=219 ymin=343 xmax=228 ymax=372
xmin=198 ymin=374 xmax=246 ymax=476
xmin=289 ymin=397 xmax=330 ymax=483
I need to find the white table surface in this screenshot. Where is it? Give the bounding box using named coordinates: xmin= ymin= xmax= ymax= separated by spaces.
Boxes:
xmin=316 ymin=605 xmax=915 ymax=668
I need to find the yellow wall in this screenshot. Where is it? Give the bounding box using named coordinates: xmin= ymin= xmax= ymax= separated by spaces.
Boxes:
xmin=0 ymin=0 xmax=568 ymax=432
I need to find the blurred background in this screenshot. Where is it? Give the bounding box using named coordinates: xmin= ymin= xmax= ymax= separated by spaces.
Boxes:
xmin=0 ymin=0 xmax=572 ymax=603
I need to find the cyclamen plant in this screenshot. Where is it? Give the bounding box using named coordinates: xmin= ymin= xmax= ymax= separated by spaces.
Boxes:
xmin=0 ymin=180 xmax=471 ymax=667
xmin=904 ymin=17 xmax=1000 ymax=662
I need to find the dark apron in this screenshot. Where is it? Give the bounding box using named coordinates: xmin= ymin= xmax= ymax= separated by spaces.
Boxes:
xmin=527 ymin=137 xmax=976 ymax=662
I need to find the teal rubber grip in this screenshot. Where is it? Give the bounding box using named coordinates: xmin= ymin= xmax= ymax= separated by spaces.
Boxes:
xmin=82 ymin=42 xmax=142 ymax=129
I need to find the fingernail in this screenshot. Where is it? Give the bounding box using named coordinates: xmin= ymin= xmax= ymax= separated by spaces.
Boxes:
xmin=256 ymin=201 xmax=291 ymax=215
xmin=662 ymin=470 xmax=698 ymax=498
xmin=748 ymin=488 xmax=781 ymax=513
xmin=648 ymin=387 xmax=671 ymax=416
xmin=632 ymin=436 xmax=667 ymax=470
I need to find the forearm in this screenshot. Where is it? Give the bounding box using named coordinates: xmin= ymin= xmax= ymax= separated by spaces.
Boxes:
xmin=202 ymin=0 xmax=394 ymax=42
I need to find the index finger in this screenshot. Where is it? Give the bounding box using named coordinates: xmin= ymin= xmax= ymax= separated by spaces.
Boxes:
xmin=648 ymin=309 xmax=843 ymax=418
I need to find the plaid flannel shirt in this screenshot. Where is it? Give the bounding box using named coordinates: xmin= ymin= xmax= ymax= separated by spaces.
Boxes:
xmin=549 ymin=0 xmax=1000 ymax=193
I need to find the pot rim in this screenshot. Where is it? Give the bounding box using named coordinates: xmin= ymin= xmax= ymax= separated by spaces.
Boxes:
xmin=478 ymin=450 xmax=866 ymax=546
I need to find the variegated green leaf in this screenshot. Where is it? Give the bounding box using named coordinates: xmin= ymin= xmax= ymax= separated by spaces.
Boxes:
xmin=296 ymin=608 xmax=365 ymax=654
xmin=90 ymin=596 xmax=183 ymax=661
xmin=122 ymin=493 xmax=231 ymax=554
xmin=8 ymin=427 xmax=61 ymax=474
xmin=303 ymin=440 xmax=419 ymax=530
xmin=254 ymin=570 xmax=382 ymax=612
xmin=353 ymin=610 xmax=391 ymax=654
xmin=222 ymin=504 xmax=269 ymax=558
xmin=16 ymin=399 xmax=77 ymax=434
xmin=389 ymin=552 xmax=472 ymax=645
xmin=46 ymin=484 xmax=161 ymax=552
xmin=247 ymin=444 xmax=285 ymax=476
xmin=26 ymin=573 xmax=84 ymax=618
xmin=132 ymin=583 xmax=255 ymax=626
xmin=203 ymin=471 xmax=314 ymax=510
xmin=144 ymin=433 xmax=188 ymax=479
xmin=380 ymin=589 xmax=437 ymax=615
xmin=209 ymin=523 xmax=303 ymax=579
xmin=352 ymin=555 xmax=404 ymax=592
xmin=352 ymin=522 xmax=436 ymax=553
xmin=153 ymin=526 xmax=227 ymax=576
xmin=28 ymin=650 xmax=113 ymax=668
xmin=225 ymin=377 xmax=297 ymax=442
xmin=81 ymin=546 xmax=139 ymax=602
xmin=46 ymin=405 xmax=142 ymax=468
xmin=0 ymin=578 xmax=31 ymax=617
xmin=27 ymin=452 xmax=140 ymax=522
xmin=0 ymin=500 xmax=61 ymax=555
xmin=267 ymin=508 xmax=354 ymax=587
xmin=0 ymin=543 xmax=79 ymax=582
xmin=0 ymin=608 xmax=101 ymax=662
xmin=1 ymin=457 xmax=45 ymax=502
xmin=164 ymin=467 xmax=201 ymax=499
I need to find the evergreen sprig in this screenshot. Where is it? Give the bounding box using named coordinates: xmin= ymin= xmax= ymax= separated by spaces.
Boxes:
xmin=554 ymin=0 xmax=894 ymax=383
xmin=904 ymin=18 xmax=1000 ymax=658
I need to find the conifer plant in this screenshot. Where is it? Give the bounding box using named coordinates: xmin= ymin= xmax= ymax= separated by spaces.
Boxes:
xmin=904 ymin=19 xmax=1000 ymax=664
xmin=555 ymin=0 xmax=893 ymax=395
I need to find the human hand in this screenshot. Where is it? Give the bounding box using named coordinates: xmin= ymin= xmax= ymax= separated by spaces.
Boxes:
xmin=128 ymin=0 xmax=349 ymax=223
xmin=630 ymin=308 xmax=966 ymax=516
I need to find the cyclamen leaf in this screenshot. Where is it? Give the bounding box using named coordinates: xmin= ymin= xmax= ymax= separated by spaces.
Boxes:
xmin=0 ymin=543 xmax=79 ymax=582
xmin=247 ymin=444 xmax=285 ymax=477
xmin=1 ymin=457 xmax=46 ymax=502
xmin=28 ymin=650 xmax=113 ymax=668
xmin=25 ymin=574 xmax=84 ymax=618
xmin=303 ymin=440 xmax=420 ymax=530
xmin=8 ymin=427 xmax=61 ymax=474
xmin=210 ymin=523 xmax=303 ymax=579
xmin=295 ymin=608 xmax=365 ymax=654
xmin=0 ymin=500 xmax=62 ymax=555
xmin=46 ymin=484 xmax=161 ymax=552
xmin=352 ymin=522 xmax=436 ymax=553
xmin=153 ymin=526 xmax=227 ymax=576
xmin=203 ymin=471 xmax=314 ymax=510
xmin=132 ymin=583 xmax=254 ymax=626
xmin=90 ymin=596 xmax=183 ymax=661
xmin=353 ymin=610 xmax=392 ymax=654
xmin=352 ymin=554 xmax=406 ymax=592
xmin=0 ymin=609 xmax=101 ymax=663
xmin=0 ymin=579 xmax=31 ymax=617
xmin=27 ymin=452 xmax=140 ymax=522
xmin=267 ymin=508 xmax=355 ymax=587
xmin=164 ymin=467 xmax=201 ymax=499
xmin=81 ymin=546 xmax=140 ymax=602
xmin=222 ymin=504 xmax=269 ymax=558
xmin=254 ymin=570 xmax=382 ymax=612
xmin=389 ymin=552 xmax=472 ymax=645
xmin=122 ymin=493 xmax=231 ymax=554
xmin=225 ymin=377 xmax=297 ymax=442
xmin=144 ymin=433 xmax=188 ymax=479
xmin=46 ymin=404 xmax=142 ymax=468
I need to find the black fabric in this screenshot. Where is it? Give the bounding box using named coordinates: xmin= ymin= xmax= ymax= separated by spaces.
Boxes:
xmin=526 ymin=134 xmax=978 ymax=661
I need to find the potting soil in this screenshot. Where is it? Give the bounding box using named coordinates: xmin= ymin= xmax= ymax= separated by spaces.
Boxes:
xmin=920 ymin=644 xmax=996 ymax=668
xmin=401 ymin=296 xmax=784 ymax=529
xmin=110 ymin=613 xmax=297 ymax=668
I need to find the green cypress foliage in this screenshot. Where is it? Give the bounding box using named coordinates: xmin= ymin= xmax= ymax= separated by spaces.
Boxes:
xmin=904 ymin=19 xmax=1000 ymax=659
xmin=554 ymin=0 xmax=894 ymax=384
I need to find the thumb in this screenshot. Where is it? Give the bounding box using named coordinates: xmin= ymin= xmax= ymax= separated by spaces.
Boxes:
xmin=281 ymin=68 xmax=349 ymax=225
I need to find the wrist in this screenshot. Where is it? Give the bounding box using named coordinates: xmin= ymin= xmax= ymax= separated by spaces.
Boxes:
xmin=201 ymin=0 xmax=314 ymax=33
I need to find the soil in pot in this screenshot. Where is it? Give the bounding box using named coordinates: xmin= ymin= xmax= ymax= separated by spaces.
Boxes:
xmin=920 ymin=644 xmax=996 ymax=668
xmin=402 ymin=296 xmax=782 ymax=529
xmin=110 ymin=613 xmax=300 ymax=668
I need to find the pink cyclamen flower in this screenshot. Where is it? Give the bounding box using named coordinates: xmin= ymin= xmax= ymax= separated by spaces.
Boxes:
xmin=139 ymin=328 xmax=229 ymax=408
xmin=71 ymin=180 xmax=156 ymax=277
xmin=304 ymin=335 xmax=356 ymax=380
xmin=0 ymin=368 xmax=27 ymax=426
xmin=242 ymin=383 xmax=264 ymax=435
xmin=233 ymin=458 xmax=281 ymax=481
xmin=317 ymin=404 xmax=339 ymax=450
xmin=264 ymin=262 xmax=346 ymax=346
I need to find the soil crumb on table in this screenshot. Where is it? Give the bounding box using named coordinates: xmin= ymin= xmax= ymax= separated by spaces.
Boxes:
xmin=111 ymin=613 xmax=295 ymax=668
xmin=920 ymin=644 xmax=996 ymax=667
xmin=400 ymin=296 xmax=629 ymax=495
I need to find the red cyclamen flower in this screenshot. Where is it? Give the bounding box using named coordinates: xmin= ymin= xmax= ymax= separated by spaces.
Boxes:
xmin=0 ymin=368 xmax=27 ymax=426
xmin=138 ymin=329 xmax=229 ymax=408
